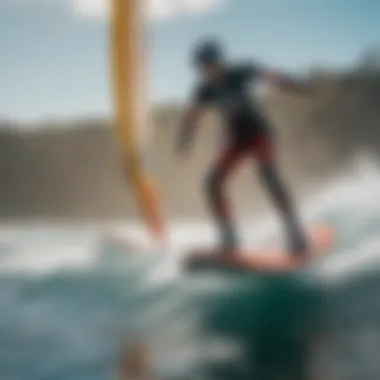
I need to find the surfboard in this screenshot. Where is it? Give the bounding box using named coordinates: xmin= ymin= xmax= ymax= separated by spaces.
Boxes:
xmin=185 ymin=224 xmax=335 ymax=273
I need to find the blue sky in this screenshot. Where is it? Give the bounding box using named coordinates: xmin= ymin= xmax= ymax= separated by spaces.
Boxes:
xmin=0 ymin=0 xmax=379 ymax=121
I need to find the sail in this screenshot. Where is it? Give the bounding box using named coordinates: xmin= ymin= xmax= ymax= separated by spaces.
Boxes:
xmin=110 ymin=0 xmax=165 ymax=242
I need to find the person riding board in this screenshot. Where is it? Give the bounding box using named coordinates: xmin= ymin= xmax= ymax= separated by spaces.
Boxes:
xmin=176 ymin=38 xmax=312 ymax=256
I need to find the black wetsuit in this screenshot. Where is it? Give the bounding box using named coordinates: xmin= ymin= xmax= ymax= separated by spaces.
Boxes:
xmin=194 ymin=62 xmax=270 ymax=144
xmin=191 ymin=62 xmax=307 ymax=254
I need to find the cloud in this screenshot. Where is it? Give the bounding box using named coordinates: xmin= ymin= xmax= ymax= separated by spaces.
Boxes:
xmin=72 ymin=0 xmax=108 ymax=18
xmin=72 ymin=0 xmax=227 ymax=21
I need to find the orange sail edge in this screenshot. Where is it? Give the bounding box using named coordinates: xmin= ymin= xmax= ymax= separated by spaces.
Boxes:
xmin=119 ymin=135 xmax=167 ymax=245
xmin=129 ymin=167 xmax=167 ymax=244
xmin=120 ymin=144 xmax=167 ymax=244
xmin=137 ymin=175 xmax=166 ymax=243
xmin=110 ymin=0 xmax=167 ymax=247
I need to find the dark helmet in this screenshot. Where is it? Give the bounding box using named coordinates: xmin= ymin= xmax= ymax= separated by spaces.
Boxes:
xmin=193 ymin=39 xmax=224 ymax=67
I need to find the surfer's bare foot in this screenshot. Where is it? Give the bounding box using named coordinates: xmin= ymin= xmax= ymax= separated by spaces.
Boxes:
xmin=219 ymin=225 xmax=239 ymax=256
xmin=289 ymin=237 xmax=310 ymax=258
xmin=288 ymin=232 xmax=309 ymax=258
xmin=218 ymin=245 xmax=238 ymax=257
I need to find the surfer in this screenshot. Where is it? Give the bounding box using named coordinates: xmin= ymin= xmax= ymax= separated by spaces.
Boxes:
xmin=176 ymin=39 xmax=312 ymax=257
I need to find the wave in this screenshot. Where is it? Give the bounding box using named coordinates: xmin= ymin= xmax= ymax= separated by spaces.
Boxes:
xmin=0 ymin=158 xmax=380 ymax=379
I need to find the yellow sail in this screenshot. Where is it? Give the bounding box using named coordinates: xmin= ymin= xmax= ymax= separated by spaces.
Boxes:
xmin=110 ymin=0 xmax=165 ymax=242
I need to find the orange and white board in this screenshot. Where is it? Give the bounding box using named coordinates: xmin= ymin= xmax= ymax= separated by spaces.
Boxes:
xmin=185 ymin=224 xmax=335 ymax=273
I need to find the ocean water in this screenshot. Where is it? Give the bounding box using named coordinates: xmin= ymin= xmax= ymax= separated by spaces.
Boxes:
xmin=1 ymin=159 xmax=380 ymax=379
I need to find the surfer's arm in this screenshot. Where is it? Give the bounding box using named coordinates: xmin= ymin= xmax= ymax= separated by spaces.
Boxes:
xmin=176 ymin=103 xmax=204 ymax=156
xmin=261 ymin=70 xmax=314 ymax=95
xmin=176 ymin=84 xmax=212 ymax=156
xmin=237 ymin=62 xmax=313 ymax=95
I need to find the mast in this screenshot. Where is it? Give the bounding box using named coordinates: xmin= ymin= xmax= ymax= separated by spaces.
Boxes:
xmin=111 ymin=0 xmax=165 ymax=242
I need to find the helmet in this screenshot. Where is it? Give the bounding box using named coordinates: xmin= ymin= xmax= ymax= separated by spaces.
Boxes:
xmin=193 ymin=39 xmax=224 ymax=66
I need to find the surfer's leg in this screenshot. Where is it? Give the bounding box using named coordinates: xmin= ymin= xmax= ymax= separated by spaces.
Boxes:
xmin=205 ymin=143 xmax=244 ymax=254
xmin=252 ymin=134 xmax=308 ymax=255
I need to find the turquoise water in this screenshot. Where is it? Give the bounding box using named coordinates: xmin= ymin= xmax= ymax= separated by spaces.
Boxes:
xmin=1 ymin=163 xmax=380 ymax=379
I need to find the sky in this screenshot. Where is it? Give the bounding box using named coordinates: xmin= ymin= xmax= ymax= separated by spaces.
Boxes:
xmin=0 ymin=0 xmax=379 ymax=121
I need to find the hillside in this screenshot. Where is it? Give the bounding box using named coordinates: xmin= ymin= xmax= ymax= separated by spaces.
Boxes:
xmin=0 ymin=69 xmax=379 ymax=220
